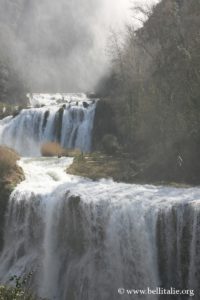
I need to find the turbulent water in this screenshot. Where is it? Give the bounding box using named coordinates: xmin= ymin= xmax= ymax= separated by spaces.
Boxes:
xmin=0 ymin=158 xmax=200 ymax=299
xmin=0 ymin=94 xmax=200 ymax=300
xmin=0 ymin=93 xmax=96 ymax=155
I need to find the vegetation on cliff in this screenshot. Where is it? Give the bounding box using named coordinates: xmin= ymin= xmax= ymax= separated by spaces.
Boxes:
xmin=0 ymin=146 xmax=24 ymax=251
xmin=0 ymin=103 xmax=28 ymax=119
xmin=0 ymin=61 xmax=27 ymax=105
xmin=67 ymin=151 xmax=190 ymax=188
xmin=95 ymin=0 xmax=200 ymax=185
xmin=0 ymin=273 xmax=44 ymax=300
xmin=0 ymin=146 xmax=24 ymax=184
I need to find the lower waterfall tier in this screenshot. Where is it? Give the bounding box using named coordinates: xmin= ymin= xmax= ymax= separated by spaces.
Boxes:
xmin=0 ymin=157 xmax=199 ymax=300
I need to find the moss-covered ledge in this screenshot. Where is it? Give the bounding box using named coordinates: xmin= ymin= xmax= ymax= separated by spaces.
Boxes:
xmin=67 ymin=152 xmax=141 ymax=183
xmin=67 ymin=151 xmax=192 ymax=188
xmin=0 ymin=146 xmax=25 ymax=251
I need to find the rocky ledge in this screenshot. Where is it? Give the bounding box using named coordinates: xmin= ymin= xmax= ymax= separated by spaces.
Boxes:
xmin=67 ymin=151 xmax=192 ymax=188
xmin=67 ymin=152 xmax=141 ymax=183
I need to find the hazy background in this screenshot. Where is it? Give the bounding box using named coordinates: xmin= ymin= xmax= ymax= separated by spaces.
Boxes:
xmin=0 ymin=0 xmax=159 ymax=92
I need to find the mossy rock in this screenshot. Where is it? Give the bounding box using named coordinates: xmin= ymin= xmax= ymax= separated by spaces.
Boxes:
xmin=67 ymin=151 xmax=140 ymax=182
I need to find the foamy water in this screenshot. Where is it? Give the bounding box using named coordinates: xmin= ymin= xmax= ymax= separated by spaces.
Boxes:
xmin=0 ymin=157 xmax=199 ymax=299
xmin=0 ymin=93 xmax=200 ymax=299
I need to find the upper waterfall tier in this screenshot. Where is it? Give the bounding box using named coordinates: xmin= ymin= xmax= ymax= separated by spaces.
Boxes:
xmin=0 ymin=94 xmax=97 ymax=156
xmin=27 ymin=93 xmax=93 ymax=107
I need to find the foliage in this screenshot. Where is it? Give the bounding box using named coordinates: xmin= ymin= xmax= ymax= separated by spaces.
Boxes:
xmin=0 ymin=60 xmax=27 ymax=105
xmin=99 ymin=0 xmax=200 ymax=184
xmin=0 ymin=103 xmax=27 ymax=120
xmin=0 ymin=273 xmax=45 ymax=300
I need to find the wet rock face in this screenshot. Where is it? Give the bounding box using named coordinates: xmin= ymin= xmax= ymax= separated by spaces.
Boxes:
xmin=83 ymin=102 xmax=89 ymax=109
xmin=53 ymin=107 xmax=64 ymax=143
xmin=42 ymin=110 xmax=50 ymax=132
xmin=92 ymin=100 xmax=117 ymax=151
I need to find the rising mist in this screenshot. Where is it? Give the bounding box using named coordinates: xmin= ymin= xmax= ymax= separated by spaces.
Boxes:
xmin=0 ymin=0 xmax=158 ymax=93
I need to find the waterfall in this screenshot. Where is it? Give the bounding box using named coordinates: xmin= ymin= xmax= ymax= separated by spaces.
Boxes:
xmin=0 ymin=93 xmax=200 ymax=300
xmin=0 ymin=93 xmax=96 ymax=156
xmin=0 ymin=157 xmax=200 ymax=300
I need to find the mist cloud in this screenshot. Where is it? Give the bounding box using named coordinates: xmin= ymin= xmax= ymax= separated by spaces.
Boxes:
xmin=0 ymin=0 xmax=158 ymax=92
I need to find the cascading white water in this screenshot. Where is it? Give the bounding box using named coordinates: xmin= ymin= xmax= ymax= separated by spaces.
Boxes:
xmin=0 ymin=93 xmax=200 ymax=300
xmin=0 ymin=94 xmax=96 ymax=156
xmin=0 ymin=157 xmax=200 ymax=300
